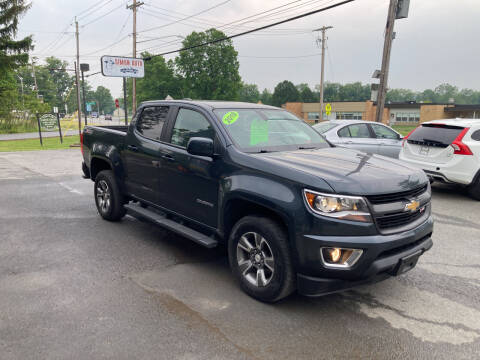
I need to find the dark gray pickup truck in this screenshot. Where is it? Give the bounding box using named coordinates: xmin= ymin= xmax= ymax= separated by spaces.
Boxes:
xmin=81 ymin=100 xmax=433 ymax=302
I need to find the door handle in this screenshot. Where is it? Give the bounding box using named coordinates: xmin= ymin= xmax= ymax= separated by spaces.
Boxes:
xmin=127 ymin=145 xmax=138 ymax=152
xmin=162 ymin=154 xmax=175 ymax=162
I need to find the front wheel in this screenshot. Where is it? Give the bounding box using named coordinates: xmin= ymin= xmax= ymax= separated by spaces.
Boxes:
xmin=228 ymin=216 xmax=296 ymax=303
xmin=94 ymin=170 xmax=126 ymax=221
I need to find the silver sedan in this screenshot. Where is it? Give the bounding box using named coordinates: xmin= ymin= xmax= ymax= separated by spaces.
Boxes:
xmin=313 ymin=120 xmax=403 ymax=158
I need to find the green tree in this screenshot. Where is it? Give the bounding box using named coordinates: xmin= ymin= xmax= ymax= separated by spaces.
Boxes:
xmin=93 ymin=86 xmax=114 ymax=114
xmin=175 ymin=28 xmax=241 ymax=100
xmin=272 ymin=80 xmax=299 ymax=107
xmin=0 ymin=0 xmax=32 ymax=72
xmin=135 ymin=53 xmax=183 ymax=102
xmin=338 ymin=82 xmax=370 ymax=101
xmin=238 ymin=83 xmax=260 ymax=103
xmin=322 ymin=82 xmax=341 ymax=102
xmin=259 ymin=88 xmax=273 ymax=105
xmin=296 ymin=83 xmax=316 ymax=103
xmin=0 ymin=0 xmax=33 ymax=122
xmin=386 ymin=88 xmax=417 ymax=102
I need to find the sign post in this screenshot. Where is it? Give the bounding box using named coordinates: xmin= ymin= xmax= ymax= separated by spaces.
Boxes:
xmin=123 ymin=77 xmax=128 ymax=126
xmin=56 ymin=112 xmax=63 ymax=143
xmin=101 ymin=55 xmax=145 ymax=126
xmin=36 ymin=113 xmax=43 ymax=146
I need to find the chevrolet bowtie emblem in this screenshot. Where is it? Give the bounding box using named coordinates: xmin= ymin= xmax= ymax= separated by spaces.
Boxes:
xmin=405 ymin=200 xmax=420 ymax=212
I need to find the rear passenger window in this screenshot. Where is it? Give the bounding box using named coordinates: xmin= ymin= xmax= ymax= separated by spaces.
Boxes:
xmin=338 ymin=127 xmax=350 ymax=138
xmin=170 ymin=108 xmax=215 ymax=148
xmin=348 ymin=124 xmax=371 ymax=138
xmin=136 ymin=106 xmax=169 ymax=141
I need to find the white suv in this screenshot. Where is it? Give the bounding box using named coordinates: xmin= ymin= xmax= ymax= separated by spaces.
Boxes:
xmin=399 ymin=119 xmax=480 ymax=200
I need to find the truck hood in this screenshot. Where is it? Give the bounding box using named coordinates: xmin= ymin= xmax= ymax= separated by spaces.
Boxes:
xmin=255 ymin=147 xmax=427 ymax=195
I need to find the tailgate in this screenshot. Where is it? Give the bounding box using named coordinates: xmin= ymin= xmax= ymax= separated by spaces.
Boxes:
xmin=403 ymin=124 xmax=464 ymax=164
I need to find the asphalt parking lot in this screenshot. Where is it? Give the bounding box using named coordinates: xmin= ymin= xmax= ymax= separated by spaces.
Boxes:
xmin=1 ymin=149 xmax=479 ymax=359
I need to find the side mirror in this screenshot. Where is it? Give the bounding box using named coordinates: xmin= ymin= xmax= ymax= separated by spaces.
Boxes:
xmin=187 ymin=137 xmax=214 ymax=157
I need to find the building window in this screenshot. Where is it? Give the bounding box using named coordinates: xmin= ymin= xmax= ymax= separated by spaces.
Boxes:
xmin=336 ymin=112 xmax=362 ymax=120
xmin=394 ymin=111 xmax=420 ymax=123
xmin=308 ymin=112 xmax=319 ymax=120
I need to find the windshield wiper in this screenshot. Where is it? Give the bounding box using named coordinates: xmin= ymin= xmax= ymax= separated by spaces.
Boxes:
xmin=298 ymin=146 xmax=317 ymax=150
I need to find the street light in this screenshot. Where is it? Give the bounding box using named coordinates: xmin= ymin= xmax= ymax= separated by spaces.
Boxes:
xmin=80 ymin=63 xmax=89 ymax=125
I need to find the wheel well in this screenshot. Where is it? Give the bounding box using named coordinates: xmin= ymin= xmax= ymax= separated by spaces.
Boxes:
xmin=223 ymin=199 xmax=288 ymax=241
xmin=90 ymin=157 xmax=112 ymax=180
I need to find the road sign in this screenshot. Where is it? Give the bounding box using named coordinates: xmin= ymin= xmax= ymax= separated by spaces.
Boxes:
xmin=39 ymin=114 xmax=58 ymax=131
xmin=325 ymin=103 xmax=332 ymax=116
xmin=101 ymin=55 xmax=145 ymax=78
xmin=53 ymin=106 xmax=58 ymax=114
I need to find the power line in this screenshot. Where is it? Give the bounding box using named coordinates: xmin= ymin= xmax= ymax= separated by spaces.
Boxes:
xmin=239 ymin=53 xmax=321 ymax=59
xmin=77 ymin=0 xmax=114 ymax=21
xmin=144 ymin=0 xmax=356 ymax=60
xmin=82 ymin=1 xmax=128 ymax=28
xmin=137 ymin=0 xmax=231 ymax=34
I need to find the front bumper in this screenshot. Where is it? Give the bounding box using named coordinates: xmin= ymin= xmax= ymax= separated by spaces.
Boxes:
xmin=296 ymin=215 xmax=433 ymax=296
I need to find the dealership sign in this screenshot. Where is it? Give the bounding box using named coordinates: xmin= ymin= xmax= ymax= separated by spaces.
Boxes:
xmin=101 ymin=55 xmax=145 ymax=78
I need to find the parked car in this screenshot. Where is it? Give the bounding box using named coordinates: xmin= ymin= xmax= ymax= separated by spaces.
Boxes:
xmin=399 ymin=119 xmax=480 ymax=200
xmin=313 ymin=120 xmax=403 ymax=158
xmin=81 ymin=100 xmax=433 ymax=302
xmin=105 ymin=114 xmax=112 ymax=121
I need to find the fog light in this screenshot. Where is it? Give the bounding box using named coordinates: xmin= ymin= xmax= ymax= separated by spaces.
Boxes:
xmin=320 ymin=247 xmax=363 ymax=269
xmin=328 ymin=248 xmax=342 ymax=263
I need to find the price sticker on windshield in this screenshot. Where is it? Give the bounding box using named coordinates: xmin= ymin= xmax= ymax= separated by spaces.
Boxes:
xmin=222 ymin=111 xmax=239 ymax=125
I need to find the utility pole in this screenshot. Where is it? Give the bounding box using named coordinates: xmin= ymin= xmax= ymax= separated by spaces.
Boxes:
xmin=375 ymin=0 xmax=398 ymax=123
xmin=31 ymin=57 xmax=38 ymax=98
xmin=75 ymin=19 xmax=82 ymax=134
xmin=314 ymin=26 xmax=333 ymax=123
xmin=127 ymin=0 xmax=144 ymax=114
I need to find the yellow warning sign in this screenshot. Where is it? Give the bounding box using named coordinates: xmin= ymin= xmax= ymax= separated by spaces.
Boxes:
xmin=325 ymin=103 xmax=332 ymax=116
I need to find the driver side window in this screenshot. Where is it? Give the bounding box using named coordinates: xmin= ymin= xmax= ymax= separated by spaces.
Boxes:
xmin=170 ymin=108 xmax=215 ymax=148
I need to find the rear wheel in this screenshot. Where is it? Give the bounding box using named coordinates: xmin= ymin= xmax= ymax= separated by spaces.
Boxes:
xmin=467 ymin=175 xmax=480 ymax=200
xmin=228 ymin=215 xmax=295 ymax=303
xmin=94 ymin=170 xmax=126 ymax=221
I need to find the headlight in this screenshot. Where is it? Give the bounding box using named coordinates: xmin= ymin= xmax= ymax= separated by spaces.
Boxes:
xmin=304 ymin=189 xmax=372 ymax=222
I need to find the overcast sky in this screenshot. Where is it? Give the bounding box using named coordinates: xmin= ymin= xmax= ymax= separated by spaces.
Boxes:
xmin=16 ymin=0 xmax=480 ymax=98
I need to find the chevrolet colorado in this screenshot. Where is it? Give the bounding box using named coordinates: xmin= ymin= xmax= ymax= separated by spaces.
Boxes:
xmin=81 ymin=100 xmax=433 ymax=302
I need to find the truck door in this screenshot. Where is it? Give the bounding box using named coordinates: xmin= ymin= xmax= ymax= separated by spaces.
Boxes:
xmin=123 ymin=105 xmax=171 ymax=204
xmin=157 ymin=107 xmax=219 ymax=228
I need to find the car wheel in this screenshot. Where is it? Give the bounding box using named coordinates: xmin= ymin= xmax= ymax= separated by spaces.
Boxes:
xmin=228 ymin=215 xmax=296 ymax=303
xmin=94 ymin=170 xmax=126 ymax=221
xmin=467 ymin=175 xmax=480 ymax=201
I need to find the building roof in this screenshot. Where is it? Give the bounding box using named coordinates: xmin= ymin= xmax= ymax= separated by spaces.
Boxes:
xmin=443 ymin=105 xmax=480 ymax=112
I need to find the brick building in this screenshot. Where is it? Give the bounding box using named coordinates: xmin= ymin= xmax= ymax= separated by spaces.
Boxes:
xmin=284 ymin=101 xmax=480 ymax=125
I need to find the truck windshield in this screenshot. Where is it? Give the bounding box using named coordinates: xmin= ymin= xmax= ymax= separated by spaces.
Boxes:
xmin=213 ymin=108 xmax=329 ymax=152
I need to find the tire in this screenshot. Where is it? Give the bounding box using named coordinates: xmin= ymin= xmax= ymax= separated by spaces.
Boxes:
xmin=467 ymin=176 xmax=480 ymax=200
xmin=94 ymin=170 xmax=126 ymax=221
xmin=228 ymin=215 xmax=296 ymax=303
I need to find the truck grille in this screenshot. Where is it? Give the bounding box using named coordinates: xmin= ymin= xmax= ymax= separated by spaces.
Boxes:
xmin=376 ymin=208 xmax=426 ymax=230
xmin=366 ymin=184 xmax=428 ymax=205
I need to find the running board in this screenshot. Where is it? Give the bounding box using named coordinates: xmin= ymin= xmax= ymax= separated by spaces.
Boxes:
xmin=124 ymin=203 xmax=218 ymax=248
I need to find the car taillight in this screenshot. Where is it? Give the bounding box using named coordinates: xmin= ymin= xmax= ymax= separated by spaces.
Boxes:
xmin=80 ymin=132 xmax=84 ymax=155
xmin=402 ymin=126 xmax=418 ymax=147
xmin=452 ymin=128 xmax=472 ymax=155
